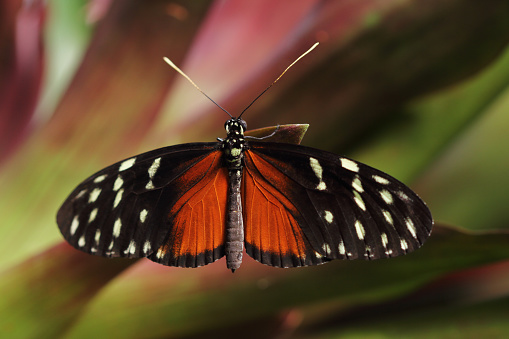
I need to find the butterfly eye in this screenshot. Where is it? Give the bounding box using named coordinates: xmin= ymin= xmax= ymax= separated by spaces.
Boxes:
xmin=238 ymin=119 xmax=247 ymax=132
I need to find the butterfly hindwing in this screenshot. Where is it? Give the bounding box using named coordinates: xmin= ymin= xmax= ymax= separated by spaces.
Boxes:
xmin=243 ymin=141 xmax=433 ymax=267
xmin=57 ymin=142 xmax=227 ymax=268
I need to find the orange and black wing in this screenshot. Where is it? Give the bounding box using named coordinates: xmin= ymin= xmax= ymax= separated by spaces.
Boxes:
xmin=57 ymin=142 xmax=228 ymax=268
xmin=243 ymin=142 xmax=433 ymax=268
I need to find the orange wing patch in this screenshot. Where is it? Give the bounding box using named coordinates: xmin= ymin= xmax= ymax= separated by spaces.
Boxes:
xmin=155 ymin=151 xmax=228 ymax=267
xmin=243 ymin=150 xmax=317 ymax=267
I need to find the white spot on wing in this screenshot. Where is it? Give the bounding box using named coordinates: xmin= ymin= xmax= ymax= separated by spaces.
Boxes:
xmin=382 ymin=210 xmax=393 ymax=225
xmin=113 ymin=188 xmax=124 ymax=209
xmin=381 ymin=233 xmax=388 ymax=248
xmin=156 ymin=247 xmax=165 ymax=259
xmin=405 ymin=218 xmax=417 ymax=238
xmin=324 ymin=210 xmax=333 ymax=223
xmin=148 ymin=157 xmax=161 ymax=178
xmin=119 ymin=157 xmax=136 ymax=171
xmin=380 ymin=189 xmax=393 ymax=204
xmin=352 ymin=175 xmax=363 ymax=192
xmin=70 ymin=216 xmax=79 ymax=235
xmin=124 ymin=240 xmax=136 ymax=255
xmin=108 ymin=240 xmax=114 ymax=251
xmin=316 ymin=182 xmax=327 ymax=190
xmin=75 ymin=189 xmax=87 ymax=200
xmin=365 ymin=245 xmax=373 ymax=258
xmin=397 ymin=190 xmax=410 ymax=202
xmin=93 ymin=174 xmax=107 ymax=183
xmin=340 ymin=158 xmax=359 ymax=172
xmin=143 ymin=240 xmax=151 ymax=253
xmin=113 ymin=176 xmax=123 ymax=191
xmin=88 ymin=208 xmax=98 ymax=223
xmin=355 ymin=220 xmax=365 ymax=240
xmin=140 ymin=209 xmax=148 ymax=223
xmin=145 ymin=181 xmax=155 ymax=190
xmin=372 ymin=175 xmax=389 ymax=185
xmin=353 ymin=191 xmax=366 ymax=211
xmin=78 ymin=235 xmax=86 ymax=247
xmin=88 ymin=188 xmax=102 ymax=203
xmin=94 ymin=229 xmax=101 ymax=244
xmin=401 ymin=239 xmax=409 ymax=250
xmin=145 ymin=158 xmax=161 ymax=190
xmin=309 ymin=158 xmax=323 ymax=179
xmin=309 ymin=157 xmax=327 ymax=190
xmin=338 ymin=241 xmax=346 ymax=255
xmin=322 ymin=243 xmax=331 ymax=255
xmin=113 ymin=218 xmax=122 ymax=238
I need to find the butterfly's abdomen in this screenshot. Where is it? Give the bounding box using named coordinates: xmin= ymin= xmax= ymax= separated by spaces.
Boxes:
xmin=225 ymin=169 xmax=244 ymax=272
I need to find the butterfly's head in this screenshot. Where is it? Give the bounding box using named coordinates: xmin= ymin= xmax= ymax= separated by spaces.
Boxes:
xmin=224 ymin=118 xmax=247 ymax=136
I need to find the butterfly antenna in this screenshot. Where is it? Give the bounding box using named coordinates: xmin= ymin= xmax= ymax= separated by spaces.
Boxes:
xmin=238 ymin=42 xmax=319 ymax=118
xmin=163 ymin=57 xmax=233 ymax=118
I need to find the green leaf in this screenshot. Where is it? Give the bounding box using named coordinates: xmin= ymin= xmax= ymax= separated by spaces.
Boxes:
xmin=0 ymin=244 xmax=131 ymax=338
xmin=414 ymin=52 xmax=509 ymax=229
xmin=55 ymin=225 xmax=509 ymax=338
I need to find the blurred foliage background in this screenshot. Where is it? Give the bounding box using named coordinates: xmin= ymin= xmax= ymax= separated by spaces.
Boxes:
xmin=1 ymin=0 xmax=509 ymax=338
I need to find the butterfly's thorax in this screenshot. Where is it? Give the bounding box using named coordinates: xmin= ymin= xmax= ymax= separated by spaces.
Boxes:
xmin=222 ymin=118 xmax=247 ymax=272
xmin=222 ymin=118 xmax=247 ymax=169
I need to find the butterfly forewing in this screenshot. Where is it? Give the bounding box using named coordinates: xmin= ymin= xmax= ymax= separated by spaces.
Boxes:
xmin=244 ymin=142 xmax=433 ymax=266
xmin=57 ymin=142 xmax=226 ymax=267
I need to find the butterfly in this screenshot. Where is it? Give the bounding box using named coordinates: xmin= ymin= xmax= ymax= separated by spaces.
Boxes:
xmin=57 ymin=44 xmax=433 ymax=272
